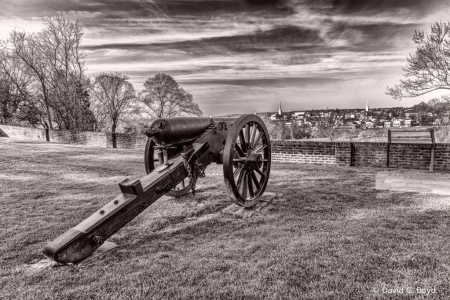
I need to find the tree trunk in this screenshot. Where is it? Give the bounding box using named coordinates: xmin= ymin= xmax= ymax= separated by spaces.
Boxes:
xmin=112 ymin=120 xmax=117 ymax=148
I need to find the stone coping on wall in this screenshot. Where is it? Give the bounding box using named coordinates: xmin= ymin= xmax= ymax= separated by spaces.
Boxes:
xmin=272 ymin=139 xmax=450 ymax=146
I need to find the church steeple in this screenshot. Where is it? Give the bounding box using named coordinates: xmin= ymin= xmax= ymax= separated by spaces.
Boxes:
xmin=366 ymin=100 xmax=369 ymax=112
xmin=278 ymin=102 xmax=283 ymax=115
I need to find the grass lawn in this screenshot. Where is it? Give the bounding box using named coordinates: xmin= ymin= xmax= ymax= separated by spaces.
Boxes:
xmin=1 ymin=138 xmax=450 ymax=299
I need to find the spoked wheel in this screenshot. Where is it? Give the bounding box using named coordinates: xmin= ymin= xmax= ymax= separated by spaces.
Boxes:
xmin=223 ymin=114 xmax=271 ymax=207
xmin=144 ymin=138 xmax=192 ymax=197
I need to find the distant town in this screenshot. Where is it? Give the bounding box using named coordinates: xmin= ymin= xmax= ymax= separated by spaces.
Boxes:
xmin=220 ymin=99 xmax=450 ymax=141
xmin=262 ymin=100 xmax=449 ymax=129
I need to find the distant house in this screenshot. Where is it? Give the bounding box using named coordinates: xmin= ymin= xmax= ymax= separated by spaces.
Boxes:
xmin=404 ymin=119 xmax=412 ymax=127
xmin=320 ymin=111 xmax=331 ymax=118
xmin=392 ymin=119 xmax=401 ymax=127
xmin=405 ymin=112 xmax=418 ymax=119
xmin=384 ymin=121 xmax=392 ymax=128
xmin=293 ymin=112 xmax=305 ymax=118
xmin=293 ymin=112 xmax=305 ymax=120
xmin=344 ymin=113 xmax=356 ymax=119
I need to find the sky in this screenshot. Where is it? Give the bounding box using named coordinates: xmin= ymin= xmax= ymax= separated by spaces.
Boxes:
xmin=1 ymin=0 xmax=450 ymax=115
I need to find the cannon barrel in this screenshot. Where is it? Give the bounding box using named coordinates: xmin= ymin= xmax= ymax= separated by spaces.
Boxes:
xmin=145 ymin=117 xmax=239 ymax=146
xmin=146 ymin=117 xmax=214 ymax=146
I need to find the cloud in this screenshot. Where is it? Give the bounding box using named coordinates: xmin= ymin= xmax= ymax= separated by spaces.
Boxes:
xmin=81 ymin=25 xmax=324 ymax=54
xmin=326 ymin=22 xmax=424 ymax=51
xmin=24 ymin=0 xmax=295 ymax=19
xmin=2 ymin=0 xmax=449 ymax=115
xmin=329 ymin=0 xmax=447 ymax=16
xmin=181 ymin=77 xmax=345 ymax=87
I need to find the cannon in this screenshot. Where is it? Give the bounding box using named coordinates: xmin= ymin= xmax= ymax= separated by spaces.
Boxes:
xmin=43 ymin=114 xmax=271 ymax=263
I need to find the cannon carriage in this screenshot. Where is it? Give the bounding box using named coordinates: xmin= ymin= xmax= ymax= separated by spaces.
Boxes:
xmin=43 ymin=114 xmax=271 ymax=263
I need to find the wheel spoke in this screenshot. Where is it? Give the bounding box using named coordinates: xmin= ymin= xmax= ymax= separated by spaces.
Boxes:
xmin=250 ymin=124 xmax=258 ymax=148
xmin=239 ymin=130 xmax=247 ymax=152
xmin=234 ymin=165 xmax=244 ymax=179
xmin=248 ymin=174 xmax=254 ymax=198
xmin=250 ymin=170 xmax=260 ymax=191
xmin=237 ymin=169 xmax=245 ymax=189
xmin=245 ymin=124 xmax=250 ymax=146
xmin=242 ymin=172 xmax=248 ymax=199
xmin=254 ymin=144 xmax=267 ymax=154
xmin=252 ymin=131 xmax=262 ymax=149
xmin=255 ymin=167 xmax=266 ymax=180
xmin=235 ymin=144 xmax=245 ymax=157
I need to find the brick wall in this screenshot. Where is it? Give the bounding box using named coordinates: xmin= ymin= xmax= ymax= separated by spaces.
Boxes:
xmin=106 ymin=133 xmax=147 ymax=150
xmin=49 ymin=130 xmax=106 ymax=147
xmin=271 ymin=140 xmax=450 ymax=171
xmin=0 ymin=124 xmax=47 ymax=141
xmin=0 ymin=124 xmax=106 ymax=147
xmin=352 ymin=142 xmax=387 ymax=168
xmin=2 ymin=124 xmax=450 ymax=171
xmin=434 ymin=144 xmax=450 ymax=170
xmin=335 ymin=142 xmax=352 ymax=166
xmin=388 ymin=144 xmax=431 ymax=170
xmin=272 ymin=140 xmax=336 ymax=164
xmin=0 ymin=124 xmax=149 ymax=149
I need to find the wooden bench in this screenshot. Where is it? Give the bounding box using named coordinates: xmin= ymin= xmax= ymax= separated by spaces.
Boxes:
xmin=387 ymin=129 xmax=435 ymax=171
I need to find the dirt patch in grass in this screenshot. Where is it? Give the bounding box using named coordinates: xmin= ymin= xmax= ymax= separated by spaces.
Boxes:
xmin=1 ymin=138 xmax=450 ymax=299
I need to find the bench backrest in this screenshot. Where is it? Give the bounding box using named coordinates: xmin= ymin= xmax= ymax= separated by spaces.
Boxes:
xmin=388 ymin=129 xmax=435 ymax=144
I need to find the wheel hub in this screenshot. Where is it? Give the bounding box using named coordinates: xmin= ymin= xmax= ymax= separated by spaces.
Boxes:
xmin=243 ymin=151 xmax=262 ymax=170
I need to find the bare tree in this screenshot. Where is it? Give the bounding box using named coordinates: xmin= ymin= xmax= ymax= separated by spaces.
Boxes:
xmin=90 ymin=73 xmax=135 ymax=147
xmin=387 ymin=22 xmax=450 ymax=99
xmin=1 ymin=31 xmax=54 ymax=128
xmin=0 ymin=51 xmax=43 ymax=126
xmin=38 ymin=15 xmax=94 ymax=130
xmin=259 ymin=115 xmax=290 ymax=140
xmin=139 ymin=73 xmax=202 ymax=118
xmin=312 ymin=113 xmax=336 ymax=141
xmin=290 ymin=121 xmax=312 ymax=140
xmin=0 ymin=14 xmax=94 ymax=130
xmin=428 ymin=95 xmax=450 ymax=111
xmin=0 ymin=75 xmax=19 ymax=124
